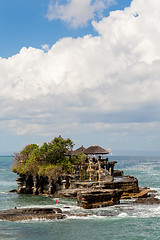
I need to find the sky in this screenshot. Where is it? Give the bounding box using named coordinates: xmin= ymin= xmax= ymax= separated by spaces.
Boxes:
xmin=0 ymin=0 xmax=160 ymax=155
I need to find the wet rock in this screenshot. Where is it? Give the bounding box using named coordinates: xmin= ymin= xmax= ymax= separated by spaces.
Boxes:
xmin=54 ymin=188 xmax=85 ymax=198
xmin=121 ymin=188 xmax=149 ymax=199
xmin=135 ymin=197 xmax=160 ymax=204
xmin=8 ymin=189 xmax=17 ymax=193
xmin=0 ymin=207 xmax=66 ymax=222
xmin=77 ymin=189 xmax=123 ymax=209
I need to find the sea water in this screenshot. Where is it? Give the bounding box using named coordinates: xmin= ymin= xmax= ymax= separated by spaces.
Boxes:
xmin=0 ymin=155 xmax=160 ymax=240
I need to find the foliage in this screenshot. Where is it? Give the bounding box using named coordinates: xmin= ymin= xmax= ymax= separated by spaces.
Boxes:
xmin=20 ymin=144 xmax=39 ymax=163
xmin=42 ymin=164 xmax=63 ymax=180
xmin=12 ymin=136 xmax=74 ymax=178
xmin=76 ymin=152 xmax=87 ymax=164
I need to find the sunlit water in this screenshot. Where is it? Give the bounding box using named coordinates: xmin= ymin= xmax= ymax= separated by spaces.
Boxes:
xmin=0 ymin=155 xmax=160 ymax=240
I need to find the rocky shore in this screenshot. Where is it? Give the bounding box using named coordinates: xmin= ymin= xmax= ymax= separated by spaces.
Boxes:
xmin=0 ymin=207 xmax=65 ymax=222
xmin=134 ymin=197 xmax=160 ymax=204
xmin=13 ymin=174 xmax=159 ymax=209
xmin=77 ymin=188 xmax=123 ymax=209
xmin=1 ymin=193 xmax=160 ymax=222
xmin=53 ymin=175 xmax=148 ymax=208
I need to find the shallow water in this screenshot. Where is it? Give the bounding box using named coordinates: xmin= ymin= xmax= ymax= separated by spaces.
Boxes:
xmin=0 ymin=156 xmax=160 ymax=240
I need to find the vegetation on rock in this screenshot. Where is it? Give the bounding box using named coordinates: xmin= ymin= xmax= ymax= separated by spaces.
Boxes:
xmin=12 ymin=136 xmax=84 ymax=178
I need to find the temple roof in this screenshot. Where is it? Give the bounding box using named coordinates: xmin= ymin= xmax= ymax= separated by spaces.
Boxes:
xmin=84 ymin=145 xmax=109 ymax=155
xmin=65 ymin=145 xmax=109 ymax=156
xmin=65 ymin=149 xmax=75 ymax=156
xmin=74 ymin=145 xmax=86 ymax=155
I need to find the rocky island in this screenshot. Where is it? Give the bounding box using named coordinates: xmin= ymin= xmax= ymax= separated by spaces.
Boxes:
xmin=10 ymin=136 xmax=158 ymax=211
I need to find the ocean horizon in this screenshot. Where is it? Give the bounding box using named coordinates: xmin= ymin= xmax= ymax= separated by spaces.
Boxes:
xmin=1 ymin=149 xmax=160 ymax=157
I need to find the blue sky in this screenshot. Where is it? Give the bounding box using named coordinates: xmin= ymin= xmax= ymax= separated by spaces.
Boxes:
xmin=1 ymin=0 xmax=160 ymax=155
xmin=0 ymin=0 xmax=131 ymax=58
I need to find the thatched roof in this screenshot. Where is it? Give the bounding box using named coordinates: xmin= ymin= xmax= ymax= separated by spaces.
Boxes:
xmin=84 ymin=145 xmax=109 ymax=155
xmin=65 ymin=145 xmax=86 ymax=156
xmin=74 ymin=145 xmax=86 ymax=155
xmin=65 ymin=149 xmax=75 ymax=156
xmin=65 ymin=145 xmax=109 ymax=156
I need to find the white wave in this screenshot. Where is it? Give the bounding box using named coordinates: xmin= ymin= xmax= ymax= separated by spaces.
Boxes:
xmin=15 ymin=218 xmax=65 ymax=223
xmin=150 ymin=187 xmax=160 ymax=192
xmin=131 ymin=204 xmax=160 ymax=218
xmin=19 ymin=204 xmax=59 ymax=209
xmin=155 ymin=195 xmax=160 ymax=199
xmin=66 ymin=214 xmax=108 ymax=220
xmin=117 ymin=212 xmax=129 ymax=218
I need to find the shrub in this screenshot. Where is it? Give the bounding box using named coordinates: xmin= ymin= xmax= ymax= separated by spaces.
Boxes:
xmin=12 ymin=136 xmax=74 ymax=176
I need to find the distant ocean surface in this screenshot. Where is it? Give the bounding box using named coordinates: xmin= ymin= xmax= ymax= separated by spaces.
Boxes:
xmin=0 ymin=155 xmax=160 ymax=240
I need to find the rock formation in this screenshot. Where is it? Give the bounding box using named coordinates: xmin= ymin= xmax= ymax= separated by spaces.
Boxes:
xmin=135 ymin=197 xmax=160 ymax=204
xmin=0 ymin=208 xmax=65 ymax=221
xmin=12 ymin=142 xmax=155 ymax=209
xmin=77 ymin=189 xmax=123 ymax=209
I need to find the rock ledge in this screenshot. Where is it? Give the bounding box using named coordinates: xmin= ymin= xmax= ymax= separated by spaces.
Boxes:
xmin=0 ymin=207 xmax=65 ymax=222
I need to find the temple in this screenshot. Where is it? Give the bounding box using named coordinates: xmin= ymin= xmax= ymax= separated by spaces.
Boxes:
xmin=66 ymin=145 xmax=118 ymax=180
xmin=15 ymin=144 xmax=147 ymax=209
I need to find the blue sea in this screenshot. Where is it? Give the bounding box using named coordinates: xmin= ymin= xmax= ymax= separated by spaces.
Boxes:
xmin=0 ymin=155 xmax=160 ymax=240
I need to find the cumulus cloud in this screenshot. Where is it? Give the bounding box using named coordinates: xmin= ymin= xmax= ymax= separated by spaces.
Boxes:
xmin=41 ymin=44 xmax=50 ymax=52
xmin=46 ymin=0 xmax=116 ymax=27
xmin=1 ymin=0 xmax=160 ymax=150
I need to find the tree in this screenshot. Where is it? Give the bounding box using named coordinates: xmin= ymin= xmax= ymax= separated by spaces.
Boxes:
xmin=12 ymin=136 xmax=74 ymax=177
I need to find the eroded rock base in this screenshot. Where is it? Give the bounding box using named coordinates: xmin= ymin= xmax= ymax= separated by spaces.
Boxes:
xmin=77 ymin=189 xmax=123 ymax=209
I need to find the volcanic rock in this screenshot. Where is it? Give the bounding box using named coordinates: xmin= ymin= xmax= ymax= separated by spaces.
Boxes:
xmin=0 ymin=207 xmax=66 ymax=221
xmin=135 ymin=197 xmax=160 ymax=204
xmin=77 ymin=189 xmax=123 ymax=209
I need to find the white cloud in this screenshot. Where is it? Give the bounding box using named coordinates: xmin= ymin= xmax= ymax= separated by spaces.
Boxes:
xmin=46 ymin=0 xmax=116 ymax=27
xmin=1 ymin=0 xmax=160 ymax=151
xmin=41 ymin=44 xmax=50 ymax=52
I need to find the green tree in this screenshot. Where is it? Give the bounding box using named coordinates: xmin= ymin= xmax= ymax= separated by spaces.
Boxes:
xmin=12 ymin=136 xmax=74 ymax=176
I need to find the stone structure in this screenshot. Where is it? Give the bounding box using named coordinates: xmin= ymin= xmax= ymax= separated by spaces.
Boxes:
xmin=14 ymin=144 xmax=154 ymax=209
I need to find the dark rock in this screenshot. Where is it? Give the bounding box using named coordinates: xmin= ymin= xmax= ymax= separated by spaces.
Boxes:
xmin=77 ymin=189 xmax=123 ymax=209
xmin=54 ymin=176 xmax=140 ymax=208
xmin=121 ymin=188 xmax=149 ymax=199
xmin=54 ymin=188 xmax=84 ymax=198
xmin=113 ymin=170 xmax=124 ymax=177
xmin=135 ymin=197 xmax=160 ymax=204
xmin=9 ymin=189 xmax=17 ymax=193
xmin=110 ymin=176 xmax=139 ymax=194
xmin=0 ymin=207 xmax=65 ymax=221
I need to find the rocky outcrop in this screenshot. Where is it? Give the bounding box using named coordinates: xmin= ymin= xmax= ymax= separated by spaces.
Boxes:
xmin=102 ymin=176 xmax=139 ymax=194
xmin=135 ymin=197 xmax=160 ymax=204
xmin=70 ymin=175 xmax=113 ymax=190
xmin=16 ymin=175 xmax=63 ymax=195
xmin=77 ymin=189 xmax=123 ymax=209
xmin=121 ymin=188 xmax=149 ymax=199
xmin=54 ymin=188 xmax=84 ymax=198
xmin=15 ymin=174 xmax=142 ymax=209
xmin=14 ymin=168 xmax=157 ymax=210
xmin=0 ymin=208 xmax=66 ymax=221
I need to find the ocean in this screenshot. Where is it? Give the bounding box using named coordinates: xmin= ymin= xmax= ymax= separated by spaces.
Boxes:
xmin=0 ymin=155 xmax=160 ymax=240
